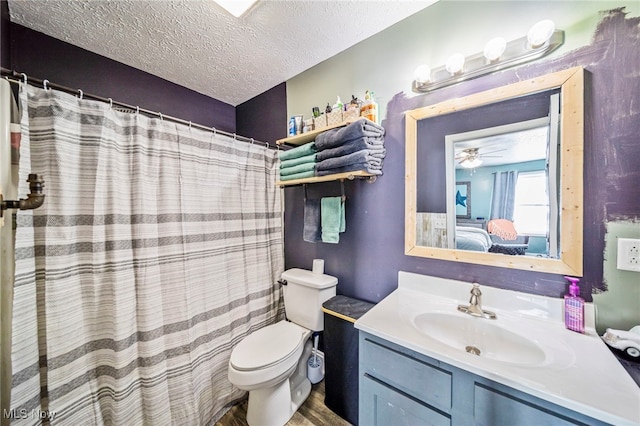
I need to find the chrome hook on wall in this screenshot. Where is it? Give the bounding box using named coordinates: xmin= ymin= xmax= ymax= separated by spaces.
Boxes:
xmin=1 ymin=174 xmax=45 ymax=218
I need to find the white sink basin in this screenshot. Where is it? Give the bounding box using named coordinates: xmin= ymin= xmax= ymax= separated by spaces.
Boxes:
xmin=412 ymin=312 xmax=547 ymax=366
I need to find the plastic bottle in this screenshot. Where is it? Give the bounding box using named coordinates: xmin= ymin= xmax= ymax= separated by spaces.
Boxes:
xmin=564 ymin=276 xmax=584 ymax=333
xmin=360 ymin=90 xmax=379 ymax=124
xmin=288 ymin=116 xmax=296 ymax=136
xmin=333 ymin=96 xmax=343 ymax=112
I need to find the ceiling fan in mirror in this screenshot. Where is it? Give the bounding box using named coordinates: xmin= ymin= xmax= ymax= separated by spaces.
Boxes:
xmin=455 ymin=147 xmax=505 ymax=169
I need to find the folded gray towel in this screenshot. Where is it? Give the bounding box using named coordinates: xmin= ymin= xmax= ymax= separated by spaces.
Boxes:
xmin=316 ymin=137 xmax=385 ymax=162
xmin=315 ymin=119 xmax=385 ymax=150
xmin=316 ymin=149 xmax=384 ymax=171
xmin=316 ymin=163 xmax=383 ymax=176
xmin=303 ymin=199 xmax=321 ymax=243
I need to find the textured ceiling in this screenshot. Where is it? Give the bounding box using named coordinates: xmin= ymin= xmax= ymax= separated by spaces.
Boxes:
xmin=8 ymin=0 xmax=437 ymax=106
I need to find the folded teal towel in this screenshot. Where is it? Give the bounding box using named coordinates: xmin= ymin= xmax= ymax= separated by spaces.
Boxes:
xmin=280 ymin=162 xmax=315 ymax=176
xmin=278 ymin=142 xmax=317 ymax=161
xmin=279 ymin=170 xmax=315 ymax=181
xmin=321 ymin=197 xmax=345 ymax=243
xmin=280 ymin=153 xmax=317 ymax=169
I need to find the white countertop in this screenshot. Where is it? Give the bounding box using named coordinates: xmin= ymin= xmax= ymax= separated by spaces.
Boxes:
xmin=354 ymin=271 xmax=640 ymax=426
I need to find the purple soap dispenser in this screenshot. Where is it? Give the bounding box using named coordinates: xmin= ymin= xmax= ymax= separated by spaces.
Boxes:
xmin=564 ymin=276 xmax=585 ymax=333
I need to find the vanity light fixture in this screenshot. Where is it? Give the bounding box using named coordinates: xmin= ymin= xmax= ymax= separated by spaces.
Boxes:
xmin=213 ymin=0 xmax=258 ymax=17
xmin=412 ymin=20 xmax=564 ymax=93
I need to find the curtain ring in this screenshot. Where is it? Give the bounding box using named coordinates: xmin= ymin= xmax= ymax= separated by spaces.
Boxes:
xmin=188 ymin=121 xmax=192 ymax=130
xmin=136 ymin=106 xmax=140 ymax=115
xmin=159 ymin=112 xmax=163 ymax=121
xmin=77 ymin=89 xmax=83 ymax=99
xmin=265 ymin=141 xmax=269 ymax=148
xmin=250 ymin=138 xmax=254 ymax=145
xmin=42 ymin=79 xmax=49 ymax=90
xmin=233 ymin=133 xmax=237 ymax=141
xmin=108 ymin=98 xmax=113 ymax=108
xmin=21 ymin=73 xmax=27 ymax=84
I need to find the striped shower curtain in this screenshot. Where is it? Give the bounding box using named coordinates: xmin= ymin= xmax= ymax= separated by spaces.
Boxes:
xmin=9 ymin=84 xmax=283 ymax=425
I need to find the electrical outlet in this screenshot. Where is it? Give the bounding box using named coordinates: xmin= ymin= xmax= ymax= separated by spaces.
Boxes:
xmin=617 ymin=238 xmax=640 ymax=272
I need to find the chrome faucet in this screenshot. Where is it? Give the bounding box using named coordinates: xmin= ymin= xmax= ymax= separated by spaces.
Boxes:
xmin=458 ymin=283 xmax=497 ymax=320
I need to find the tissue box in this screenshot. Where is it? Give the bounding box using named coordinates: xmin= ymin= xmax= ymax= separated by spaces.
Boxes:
xmin=326 ymin=110 xmax=343 ymax=126
xmin=314 ymin=115 xmax=328 ymax=130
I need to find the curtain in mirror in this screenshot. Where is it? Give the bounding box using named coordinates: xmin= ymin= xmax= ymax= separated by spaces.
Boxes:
xmin=490 ymin=170 xmax=518 ymax=220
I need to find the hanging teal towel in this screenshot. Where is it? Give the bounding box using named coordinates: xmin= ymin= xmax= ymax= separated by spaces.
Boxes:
xmin=321 ymin=197 xmax=345 ymax=243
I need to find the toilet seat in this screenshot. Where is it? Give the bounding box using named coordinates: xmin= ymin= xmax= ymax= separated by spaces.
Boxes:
xmin=230 ymin=321 xmax=306 ymax=371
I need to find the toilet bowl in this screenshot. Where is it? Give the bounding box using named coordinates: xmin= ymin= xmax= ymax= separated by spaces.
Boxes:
xmin=227 ymin=268 xmax=338 ymax=426
xmin=228 ymin=320 xmax=312 ymax=426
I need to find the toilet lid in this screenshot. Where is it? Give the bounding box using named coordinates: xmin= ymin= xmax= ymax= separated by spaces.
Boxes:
xmin=230 ymin=321 xmax=305 ymax=371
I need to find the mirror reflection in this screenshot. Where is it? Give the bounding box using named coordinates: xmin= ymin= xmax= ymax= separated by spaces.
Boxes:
xmin=405 ymin=67 xmax=584 ymax=275
xmin=443 ymin=115 xmax=559 ymax=259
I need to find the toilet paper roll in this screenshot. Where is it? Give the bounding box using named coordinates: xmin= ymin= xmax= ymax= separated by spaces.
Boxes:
xmin=312 ymin=259 xmax=324 ymax=275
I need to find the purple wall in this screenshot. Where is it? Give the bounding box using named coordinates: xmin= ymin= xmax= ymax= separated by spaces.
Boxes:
xmin=1 ymin=0 xmax=9 ymax=68
xmin=284 ymin=8 xmax=640 ymax=304
xmin=236 ymin=83 xmax=287 ymax=146
xmin=8 ymin=23 xmax=236 ymax=133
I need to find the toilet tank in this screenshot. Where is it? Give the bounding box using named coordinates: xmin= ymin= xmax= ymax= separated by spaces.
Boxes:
xmin=281 ymin=268 xmax=338 ymax=331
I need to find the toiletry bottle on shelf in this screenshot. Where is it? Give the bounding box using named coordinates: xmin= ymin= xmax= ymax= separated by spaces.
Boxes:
xmin=288 ymin=116 xmax=296 ymax=136
xmin=360 ymin=90 xmax=379 ymax=124
xmin=333 ymin=96 xmax=343 ymax=112
xmin=564 ymin=276 xmax=584 ymax=333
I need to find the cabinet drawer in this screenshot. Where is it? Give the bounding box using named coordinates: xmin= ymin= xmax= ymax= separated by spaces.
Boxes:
xmin=362 ymin=374 xmax=451 ymax=426
xmin=474 ymin=384 xmax=588 ymax=426
xmin=361 ymin=337 xmax=452 ymax=412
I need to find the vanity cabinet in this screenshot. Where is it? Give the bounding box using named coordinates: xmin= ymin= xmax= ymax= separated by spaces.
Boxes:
xmin=359 ymin=332 xmax=609 ymax=426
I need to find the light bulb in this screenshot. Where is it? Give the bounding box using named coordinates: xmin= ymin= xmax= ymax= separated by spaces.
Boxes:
xmin=445 ymin=53 xmax=465 ymax=75
xmin=483 ymin=37 xmax=507 ymax=61
xmin=461 ymin=157 xmax=483 ymax=168
xmin=414 ymin=64 xmax=432 ymax=84
xmin=528 ymin=20 xmax=555 ymax=48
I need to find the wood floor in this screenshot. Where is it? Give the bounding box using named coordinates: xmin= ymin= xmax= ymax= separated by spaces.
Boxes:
xmin=215 ymin=380 xmax=352 ymax=426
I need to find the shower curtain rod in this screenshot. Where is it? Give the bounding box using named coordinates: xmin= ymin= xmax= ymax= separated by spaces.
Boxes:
xmin=1 ymin=67 xmax=275 ymax=149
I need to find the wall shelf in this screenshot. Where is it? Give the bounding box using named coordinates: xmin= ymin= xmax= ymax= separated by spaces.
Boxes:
xmin=277 ymin=118 xmax=379 ymax=186
xmin=277 ymin=170 xmax=377 ymax=187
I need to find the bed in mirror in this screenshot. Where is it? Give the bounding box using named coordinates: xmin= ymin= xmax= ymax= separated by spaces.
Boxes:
xmin=405 ymin=67 xmax=584 ymax=275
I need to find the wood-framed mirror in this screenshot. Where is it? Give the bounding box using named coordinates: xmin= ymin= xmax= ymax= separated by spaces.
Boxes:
xmin=405 ymin=67 xmax=583 ymax=275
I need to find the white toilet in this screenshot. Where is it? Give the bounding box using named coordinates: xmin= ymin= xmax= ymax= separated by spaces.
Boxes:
xmin=228 ymin=268 xmax=338 ymax=426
